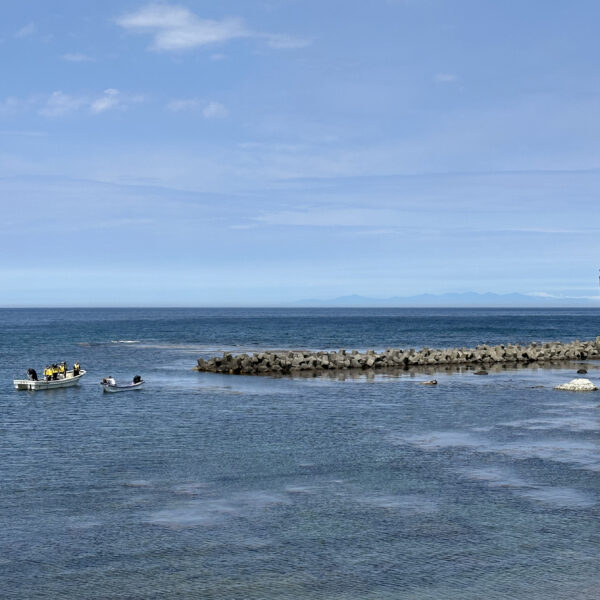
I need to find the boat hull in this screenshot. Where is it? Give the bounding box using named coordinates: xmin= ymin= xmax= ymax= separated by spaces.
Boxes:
xmin=102 ymin=381 xmax=144 ymax=393
xmin=13 ymin=370 xmax=86 ymax=391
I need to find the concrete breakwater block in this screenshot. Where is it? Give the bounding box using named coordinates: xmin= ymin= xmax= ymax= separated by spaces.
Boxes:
xmin=195 ymin=336 xmax=600 ymax=376
xmin=554 ymin=378 xmax=598 ymax=391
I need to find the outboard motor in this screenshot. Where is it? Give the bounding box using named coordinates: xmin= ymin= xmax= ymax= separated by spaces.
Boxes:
xmin=133 ymin=375 xmax=142 ymax=384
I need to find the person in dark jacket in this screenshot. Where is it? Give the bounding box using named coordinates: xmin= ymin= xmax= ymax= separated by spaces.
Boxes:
xmin=27 ymin=368 xmax=38 ymax=381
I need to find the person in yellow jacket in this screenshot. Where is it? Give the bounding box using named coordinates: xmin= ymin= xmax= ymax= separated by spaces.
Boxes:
xmin=73 ymin=362 xmax=80 ymax=376
xmin=43 ymin=365 xmax=52 ymax=381
xmin=52 ymin=364 xmax=59 ymax=380
xmin=58 ymin=362 xmax=66 ymax=378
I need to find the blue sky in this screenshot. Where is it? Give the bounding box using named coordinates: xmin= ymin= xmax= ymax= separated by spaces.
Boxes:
xmin=2 ymin=0 xmax=600 ymax=306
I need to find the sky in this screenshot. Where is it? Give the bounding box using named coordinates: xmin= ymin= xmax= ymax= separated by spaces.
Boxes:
xmin=1 ymin=0 xmax=600 ymax=306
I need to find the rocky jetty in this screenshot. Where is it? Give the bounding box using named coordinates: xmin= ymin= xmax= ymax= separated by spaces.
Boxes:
xmin=195 ymin=337 xmax=600 ymax=376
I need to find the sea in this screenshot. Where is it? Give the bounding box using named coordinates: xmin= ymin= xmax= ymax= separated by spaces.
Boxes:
xmin=1 ymin=307 xmax=599 ymax=599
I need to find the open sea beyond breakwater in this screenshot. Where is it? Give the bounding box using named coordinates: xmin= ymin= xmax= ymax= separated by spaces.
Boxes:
xmin=1 ymin=307 xmax=600 ymax=599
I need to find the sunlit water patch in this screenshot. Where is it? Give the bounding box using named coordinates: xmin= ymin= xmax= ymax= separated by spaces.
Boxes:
xmin=395 ymin=430 xmax=600 ymax=471
xmin=456 ymin=466 xmax=596 ymax=508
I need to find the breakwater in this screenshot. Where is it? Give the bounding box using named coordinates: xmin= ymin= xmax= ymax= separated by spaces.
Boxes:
xmin=195 ymin=337 xmax=600 ymax=375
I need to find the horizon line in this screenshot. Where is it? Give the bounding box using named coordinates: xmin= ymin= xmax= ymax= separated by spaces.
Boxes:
xmin=1 ymin=304 xmax=600 ymax=309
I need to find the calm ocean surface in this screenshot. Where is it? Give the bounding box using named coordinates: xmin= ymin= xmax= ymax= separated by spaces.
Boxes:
xmin=1 ymin=308 xmax=600 ymax=599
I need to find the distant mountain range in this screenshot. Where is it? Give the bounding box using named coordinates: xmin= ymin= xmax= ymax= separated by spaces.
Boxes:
xmin=293 ymin=292 xmax=600 ymax=307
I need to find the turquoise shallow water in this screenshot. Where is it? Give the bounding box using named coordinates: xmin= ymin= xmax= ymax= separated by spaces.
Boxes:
xmin=1 ymin=308 xmax=600 ymax=599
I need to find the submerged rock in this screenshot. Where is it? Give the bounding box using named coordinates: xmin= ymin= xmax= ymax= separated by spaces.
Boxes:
xmin=554 ymin=378 xmax=598 ymax=391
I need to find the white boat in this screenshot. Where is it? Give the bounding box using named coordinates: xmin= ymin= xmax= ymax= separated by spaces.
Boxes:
xmin=101 ymin=380 xmax=144 ymax=393
xmin=13 ymin=370 xmax=86 ymax=391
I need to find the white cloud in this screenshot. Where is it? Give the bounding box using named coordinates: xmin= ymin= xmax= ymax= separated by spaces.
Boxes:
xmin=0 ymin=130 xmax=46 ymax=137
xmin=116 ymin=3 xmax=310 ymax=52
xmin=39 ymin=91 xmax=88 ymax=117
xmin=167 ymin=98 xmax=203 ymax=112
xmin=62 ymin=53 xmax=94 ymax=62
xmin=256 ymin=208 xmax=403 ymax=228
xmin=166 ymin=98 xmax=228 ymax=118
xmin=38 ymin=89 xmax=141 ymax=117
xmin=203 ymin=101 xmax=228 ymax=119
xmin=265 ymin=34 xmax=311 ymax=49
xmin=15 ymin=22 xmax=36 ymax=38
xmin=434 ymin=73 xmax=458 ymax=83
xmin=526 ymin=292 xmax=558 ymax=298
xmin=0 ymin=97 xmax=20 ymax=115
xmin=116 ymin=4 xmax=247 ymax=51
xmin=90 ymin=89 xmax=121 ymax=113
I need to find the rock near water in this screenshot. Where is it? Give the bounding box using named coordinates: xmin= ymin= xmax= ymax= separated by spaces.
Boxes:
xmin=554 ymin=378 xmax=598 ymax=391
xmin=195 ymin=337 xmax=600 ymax=376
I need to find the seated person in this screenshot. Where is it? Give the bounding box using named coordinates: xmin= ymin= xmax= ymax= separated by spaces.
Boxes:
xmin=106 ymin=376 xmax=116 ymax=386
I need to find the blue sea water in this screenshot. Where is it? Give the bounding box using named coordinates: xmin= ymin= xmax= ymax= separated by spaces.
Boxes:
xmin=1 ymin=308 xmax=600 ymax=599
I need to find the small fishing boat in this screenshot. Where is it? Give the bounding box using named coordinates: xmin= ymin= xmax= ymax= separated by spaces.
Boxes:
xmin=101 ymin=377 xmax=144 ymax=393
xmin=13 ymin=370 xmax=86 ymax=391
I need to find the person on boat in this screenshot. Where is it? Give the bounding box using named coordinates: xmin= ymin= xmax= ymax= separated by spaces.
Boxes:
xmin=132 ymin=375 xmax=142 ymax=384
xmin=73 ymin=362 xmax=80 ymax=376
xmin=106 ymin=375 xmax=116 ymax=386
xmin=58 ymin=362 xmax=66 ymax=378
xmin=43 ymin=365 xmax=52 ymax=381
xmin=51 ymin=364 xmax=59 ymax=380
xmin=27 ymin=368 xmax=38 ymax=381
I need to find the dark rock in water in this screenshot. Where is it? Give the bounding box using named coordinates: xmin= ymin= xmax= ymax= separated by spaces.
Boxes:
xmin=577 ymin=368 xmax=588 ymax=374
xmin=474 ymin=370 xmax=488 ymax=376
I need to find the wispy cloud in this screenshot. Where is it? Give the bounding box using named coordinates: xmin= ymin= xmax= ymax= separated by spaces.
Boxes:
xmin=501 ymin=226 xmax=596 ymax=234
xmin=434 ymin=73 xmax=458 ymax=83
xmin=38 ymin=89 xmax=142 ymax=117
xmin=90 ymin=88 xmax=121 ymax=113
xmin=0 ymin=130 xmax=46 ymax=137
xmin=526 ymin=291 xmax=558 ymax=298
xmin=203 ymin=101 xmax=228 ymax=119
xmin=265 ymin=34 xmax=311 ymax=49
xmin=62 ymin=53 xmax=95 ymax=62
xmin=39 ymin=91 xmax=88 ymax=117
xmin=167 ymin=98 xmax=228 ymax=118
xmin=0 ymin=97 xmax=20 ymax=115
xmin=15 ymin=22 xmax=36 ymax=38
xmin=166 ymin=98 xmax=203 ymax=112
xmin=116 ymin=3 xmax=309 ymax=52
xmin=256 ymin=208 xmax=402 ymax=228
xmin=116 ymin=4 xmax=247 ymax=50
